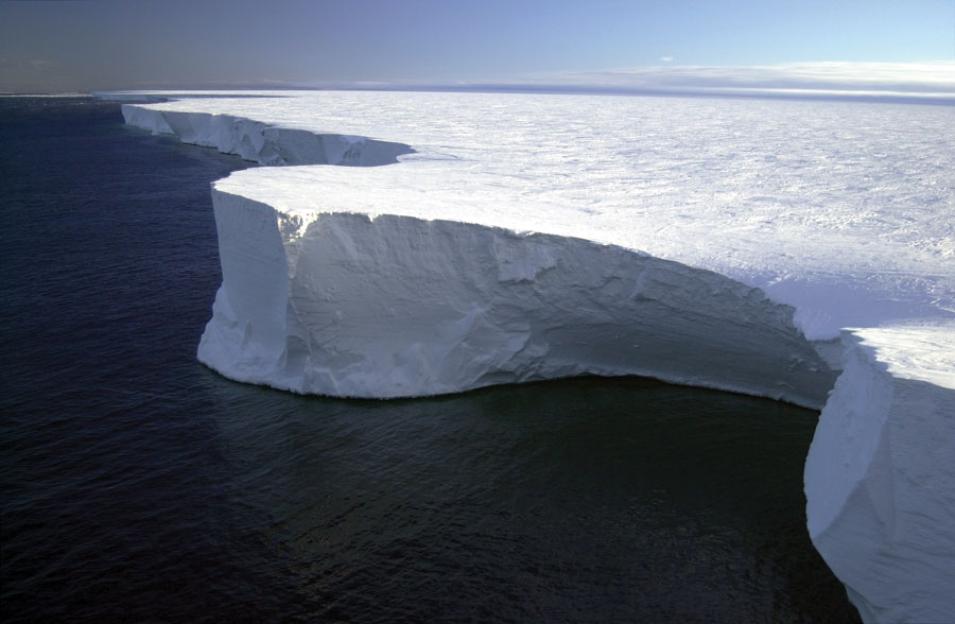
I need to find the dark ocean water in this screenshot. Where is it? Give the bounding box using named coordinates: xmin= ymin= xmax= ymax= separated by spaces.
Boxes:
xmin=0 ymin=98 xmax=859 ymax=623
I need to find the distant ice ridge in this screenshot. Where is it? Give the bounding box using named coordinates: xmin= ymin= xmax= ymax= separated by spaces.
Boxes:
xmin=116 ymin=91 xmax=955 ymax=623
xmin=121 ymin=104 xmax=412 ymax=166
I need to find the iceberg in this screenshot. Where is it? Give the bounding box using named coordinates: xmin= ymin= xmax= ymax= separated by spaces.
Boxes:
xmin=113 ymin=90 xmax=955 ymax=622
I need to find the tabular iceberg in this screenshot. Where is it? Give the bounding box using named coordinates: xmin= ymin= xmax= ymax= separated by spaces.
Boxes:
xmin=115 ymin=90 xmax=955 ymax=623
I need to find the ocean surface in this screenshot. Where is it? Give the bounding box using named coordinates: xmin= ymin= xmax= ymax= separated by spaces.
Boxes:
xmin=0 ymin=97 xmax=859 ymax=623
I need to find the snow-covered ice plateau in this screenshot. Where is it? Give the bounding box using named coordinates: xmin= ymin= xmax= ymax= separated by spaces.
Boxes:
xmin=112 ymin=90 xmax=954 ymax=623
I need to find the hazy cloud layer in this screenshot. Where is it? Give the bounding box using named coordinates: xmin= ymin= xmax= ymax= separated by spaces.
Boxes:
xmin=530 ymin=62 xmax=955 ymax=96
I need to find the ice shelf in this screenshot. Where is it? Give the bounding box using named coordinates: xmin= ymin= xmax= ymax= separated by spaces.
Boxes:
xmin=113 ymin=90 xmax=955 ymax=623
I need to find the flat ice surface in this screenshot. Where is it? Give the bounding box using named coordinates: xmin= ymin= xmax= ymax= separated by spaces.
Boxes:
xmin=126 ymin=90 xmax=954 ymax=341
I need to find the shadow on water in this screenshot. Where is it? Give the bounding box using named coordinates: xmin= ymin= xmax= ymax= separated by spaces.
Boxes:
xmin=195 ymin=373 xmax=859 ymax=624
xmin=0 ymin=98 xmax=859 ymax=623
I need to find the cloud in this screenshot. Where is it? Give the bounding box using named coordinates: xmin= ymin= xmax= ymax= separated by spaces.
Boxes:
xmin=529 ymin=61 xmax=955 ymax=98
xmin=659 ymin=56 xmax=674 ymax=63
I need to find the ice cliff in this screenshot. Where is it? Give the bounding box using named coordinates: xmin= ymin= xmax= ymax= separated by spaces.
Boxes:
xmin=117 ymin=92 xmax=955 ymax=623
xmin=121 ymin=104 xmax=412 ymax=166
xmin=200 ymin=189 xmax=832 ymax=406
xmin=805 ymin=324 xmax=955 ymax=624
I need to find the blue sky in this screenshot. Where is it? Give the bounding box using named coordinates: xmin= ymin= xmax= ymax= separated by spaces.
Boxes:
xmin=1 ymin=0 xmax=953 ymax=92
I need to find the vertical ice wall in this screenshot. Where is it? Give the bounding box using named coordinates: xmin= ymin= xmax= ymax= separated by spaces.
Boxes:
xmin=197 ymin=189 xmax=835 ymax=406
xmin=806 ymin=326 xmax=955 ymax=624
